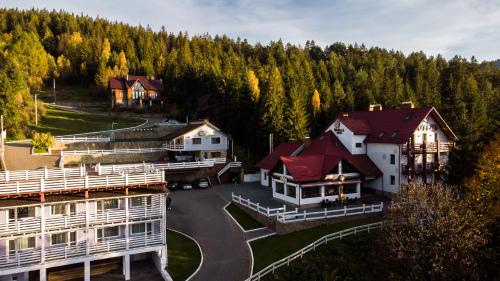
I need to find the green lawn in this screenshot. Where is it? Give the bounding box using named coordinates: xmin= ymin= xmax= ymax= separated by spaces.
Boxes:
xmin=30 ymin=107 xmax=143 ymax=136
xmin=225 ymin=203 xmax=265 ymax=231
xmin=37 ymin=83 xmax=104 ymax=103
xmin=250 ymin=217 xmax=383 ymax=272
xmin=166 ymin=230 xmax=202 ymax=281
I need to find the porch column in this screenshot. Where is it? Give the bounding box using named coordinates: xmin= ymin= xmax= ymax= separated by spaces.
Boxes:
xmin=24 ymin=271 xmax=29 ymax=281
xmin=321 ymin=186 xmax=325 ymax=198
xmin=123 ymin=254 xmax=131 ymax=280
xmin=84 ymin=261 xmax=90 ymax=281
xmin=356 ymin=182 xmax=361 ymax=198
xmin=39 ymin=268 xmax=46 ymax=281
xmin=284 ymin=182 xmax=287 ymax=197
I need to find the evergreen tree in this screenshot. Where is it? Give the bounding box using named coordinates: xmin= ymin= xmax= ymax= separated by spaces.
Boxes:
xmin=262 ymin=66 xmax=286 ymax=140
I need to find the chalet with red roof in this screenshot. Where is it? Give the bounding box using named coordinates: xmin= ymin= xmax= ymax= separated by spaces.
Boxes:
xmin=109 ymin=75 xmax=163 ymax=108
xmin=257 ymin=102 xmax=456 ymax=206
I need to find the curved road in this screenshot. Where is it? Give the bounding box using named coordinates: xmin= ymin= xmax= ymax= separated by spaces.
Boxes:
xmin=167 ymin=186 xmax=251 ymax=281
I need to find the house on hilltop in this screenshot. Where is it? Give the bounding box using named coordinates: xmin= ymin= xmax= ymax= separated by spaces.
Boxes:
xmin=257 ymin=102 xmax=457 ymax=206
xmin=109 ymin=75 xmax=164 ymax=108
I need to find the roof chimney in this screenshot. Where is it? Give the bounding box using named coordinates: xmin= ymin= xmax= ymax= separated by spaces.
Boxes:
xmin=400 ymin=101 xmax=414 ymax=109
xmin=369 ymin=104 xmax=383 ymax=111
xmin=304 ymin=136 xmax=311 ymax=148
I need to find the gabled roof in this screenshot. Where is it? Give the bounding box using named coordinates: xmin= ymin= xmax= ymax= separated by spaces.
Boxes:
xmin=280 ymin=131 xmax=382 ymax=182
xmin=109 ymin=75 xmax=163 ymax=91
xmin=164 ymin=120 xmax=224 ymax=141
xmin=256 ymin=142 xmax=302 ymax=170
xmin=331 ymin=106 xmax=456 ymax=143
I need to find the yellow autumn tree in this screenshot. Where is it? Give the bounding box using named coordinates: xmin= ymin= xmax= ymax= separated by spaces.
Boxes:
xmin=246 ymin=69 xmax=260 ymax=102
xmin=101 ymin=38 xmax=111 ymax=63
xmin=312 ymin=89 xmax=321 ymax=115
xmin=117 ymin=50 xmax=128 ymax=77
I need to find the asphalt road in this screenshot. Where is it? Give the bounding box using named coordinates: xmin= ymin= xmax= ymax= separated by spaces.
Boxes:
xmin=167 ymin=186 xmax=251 ymax=281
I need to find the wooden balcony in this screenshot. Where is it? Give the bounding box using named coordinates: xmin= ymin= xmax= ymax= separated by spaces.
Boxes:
xmin=401 ymin=163 xmax=443 ymax=175
xmin=402 ymin=142 xmax=454 ymax=154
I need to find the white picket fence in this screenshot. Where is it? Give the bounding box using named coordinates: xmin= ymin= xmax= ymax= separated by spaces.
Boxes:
xmin=0 ymin=172 xmax=165 ymax=196
xmin=61 ymin=147 xmax=168 ymax=156
xmin=0 ymin=166 xmax=86 ymax=182
xmin=95 ymin=158 xmax=227 ymax=175
xmin=246 ymin=221 xmax=384 ymax=281
xmin=231 ymin=193 xmax=383 ymax=224
xmin=55 ymin=136 xmax=111 ymax=143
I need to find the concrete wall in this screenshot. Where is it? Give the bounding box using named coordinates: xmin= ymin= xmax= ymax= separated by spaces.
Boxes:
xmin=366 ymin=143 xmax=400 ymax=193
xmin=63 ymin=151 xmax=169 ymax=166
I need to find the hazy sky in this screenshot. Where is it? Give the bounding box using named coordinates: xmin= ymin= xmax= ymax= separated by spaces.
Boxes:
xmin=2 ymin=0 xmax=499 ymax=61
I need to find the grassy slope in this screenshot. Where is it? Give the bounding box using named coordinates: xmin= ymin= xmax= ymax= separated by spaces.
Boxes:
xmin=250 ymin=217 xmax=383 ymax=272
xmin=225 ymin=203 xmax=264 ymax=231
xmin=31 ymin=107 xmax=142 ymax=136
xmin=166 ymin=230 xmax=202 ymax=281
xmin=37 ymin=83 xmax=104 ymax=103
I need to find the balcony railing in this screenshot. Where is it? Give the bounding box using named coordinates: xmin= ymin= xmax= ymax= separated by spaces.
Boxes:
xmin=0 ymin=166 xmax=85 ymax=182
xmin=0 ymin=172 xmax=165 ymax=196
xmin=0 ymin=233 xmax=164 ymax=269
xmin=95 ymin=158 xmax=227 ymax=175
xmin=0 ymin=206 xmax=162 ymax=237
xmin=61 ymin=147 xmax=168 ymax=156
xmin=402 ymin=163 xmax=445 ymax=174
xmin=402 ymin=142 xmax=454 ymax=154
xmin=162 ymin=142 xmax=185 ymax=151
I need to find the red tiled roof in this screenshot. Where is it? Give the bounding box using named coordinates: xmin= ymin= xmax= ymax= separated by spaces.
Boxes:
xmin=329 ymin=106 xmax=456 ymax=143
xmin=280 ymin=132 xmax=381 ymax=182
xmin=109 ymin=75 xmax=163 ymax=91
xmin=256 ymin=143 xmax=302 ymax=170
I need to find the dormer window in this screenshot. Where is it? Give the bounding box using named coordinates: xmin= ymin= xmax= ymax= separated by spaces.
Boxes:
xmin=404 ymin=113 xmax=411 ymax=120
xmin=391 ymin=131 xmax=398 ymax=138
xmin=378 ymin=132 xmax=385 ymax=138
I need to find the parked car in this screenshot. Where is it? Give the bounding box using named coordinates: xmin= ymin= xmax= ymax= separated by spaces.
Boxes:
xmin=180 ymin=182 xmax=193 ymax=190
xmin=193 ymin=178 xmax=210 ymax=189
xmin=167 ymin=181 xmax=179 ymax=191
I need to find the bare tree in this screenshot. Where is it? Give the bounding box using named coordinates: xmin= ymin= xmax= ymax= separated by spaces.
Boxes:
xmin=384 ymin=183 xmax=488 ymax=281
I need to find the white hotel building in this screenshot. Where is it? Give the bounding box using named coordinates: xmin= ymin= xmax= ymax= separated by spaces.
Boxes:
xmin=258 ymin=102 xmax=456 ymax=206
xmin=0 ymin=171 xmax=170 ymax=281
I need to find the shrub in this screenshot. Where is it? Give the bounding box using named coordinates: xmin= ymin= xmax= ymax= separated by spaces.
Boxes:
xmin=31 ymin=132 xmax=55 ymax=153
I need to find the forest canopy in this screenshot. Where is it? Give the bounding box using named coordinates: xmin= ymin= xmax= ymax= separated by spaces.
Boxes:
xmin=0 ymin=8 xmax=498 ymax=184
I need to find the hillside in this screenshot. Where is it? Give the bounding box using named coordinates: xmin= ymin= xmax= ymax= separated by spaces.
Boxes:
xmin=0 ymin=8 xmax=499 ymax=184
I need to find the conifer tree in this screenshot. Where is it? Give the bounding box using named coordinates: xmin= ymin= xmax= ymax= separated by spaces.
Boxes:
xmin=246 ymin=69 xmax=260 ymax=102
xmin=262 ymin=66 xmax=286 ymax=140
xmin=311 ymin=89 xmax=321 ymax=116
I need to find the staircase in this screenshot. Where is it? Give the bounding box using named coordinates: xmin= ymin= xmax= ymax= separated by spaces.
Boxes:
xmin=217 ymin=161 xmax=242 ymax=184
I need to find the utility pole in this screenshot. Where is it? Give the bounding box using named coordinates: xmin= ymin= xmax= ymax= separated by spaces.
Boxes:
xmin=53 ymin=78 xmax=56 ymax=105
xmin=35 ymin=94 xmax=38 ymax=125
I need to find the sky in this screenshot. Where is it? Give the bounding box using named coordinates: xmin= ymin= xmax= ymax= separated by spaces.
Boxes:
xmin=2 ymin=0 xmax=500 ymax=61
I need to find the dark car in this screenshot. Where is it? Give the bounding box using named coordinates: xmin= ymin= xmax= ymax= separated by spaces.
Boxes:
xmin=168 ymin=181 xmax=180 ymax=191
xmin=193 ymin=178 xmax=210 ymax=189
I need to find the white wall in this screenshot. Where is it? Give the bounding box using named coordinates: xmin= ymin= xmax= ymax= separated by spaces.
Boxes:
xmin=366 ymin=143 xmax=400 ymax=193
xmin=180 ymin=124 xmax=228 ymax=152
xmin=260 ymin=169 xmax=270 ymax=186
xmin=325 ymin=119 xmax=367 ymax=154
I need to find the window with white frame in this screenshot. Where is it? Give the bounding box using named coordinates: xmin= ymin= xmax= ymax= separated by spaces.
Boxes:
xmin=51 ymin=231 xmax=76 ymax=246
xmin=130 ymin=196 xmax=151 ymax=207
xmin=9 ymin=206 xmax=36 ymax=220
xmin=50 ymin=203 xmax=76 ymax=216
xmin=211 ymin=137 xmax=221 ymax=144
xmin=390 ymin=175 xmax=396 ymax=185
xmin=390 ymin=154 xmax=396 ymax=165
xmin=98 ymin=199 xmax=119 ymax=211
xmin=130 ymin=223 xmax=152 ymax=235
xmin=355 ymin=143 xmax=362 ymax=148
xmin=192 ymin=138 xmax=202 ymax=145
xmin=97 ymin=226 xmax=120 ymax=240
xmin=9 ymin=237 xmax=36 ymax=254
xmin=210 ymin=151 xmax=221 ymax=158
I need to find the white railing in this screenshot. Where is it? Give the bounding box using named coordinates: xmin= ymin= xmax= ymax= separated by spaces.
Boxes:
xmin=276 ymin=202 xmax=384 ymax=223
xmin=0 ymin=233 xmax=164 ymax=269
xmin=0 ymin=172 xmax=165 ymax=196
xmin=231 ymin=193 xmax=383 ymax=224
xmin=95 ymin=158 xmax=227 ymax=175
xmin=55 ymin=136 xmax=111 ymax=143
xmin=231 ymin=193 xmax=286 ymax=217
xmin=162 ymin=143 xmax=185 ymax=150
xmin=0 ymin=166 xmax=85 ymax=182
xmin=246 ymin=222 xmax=384 ymax=281
xmin=61 ymin=147 xmax=168 ymax=156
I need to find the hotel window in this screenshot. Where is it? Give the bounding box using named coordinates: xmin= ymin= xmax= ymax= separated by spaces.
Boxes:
xmin=211 ymin=151 xmax=221 ymax=158
xmin=390 ymin=176 xmax=396 ymax=185
xmin=130 ymin=196 xmax=152 ymax=207
xmin=98 ymin=199 xmax=119 ymax=211
xmin=211 ymin=137 xmax=221 ymax=144
xmin=275 ymin=182 xmax=285 ymax=194
xmin=130 ymin=223 xmax=152 ymax=235
xmin=287 ymin=185 xmax=296 ymax=198
xmin=355 ymin=143 xmax=362 ymax=148
xmin=390 ymin=154 xmax=396 ymax=165
xmin=97 ymin=226 xmax=120 ymax=240
xmin=51 ymin=232 xmax=76 ymax=246
xmin=9 ymin=237 xmax=36 ymax=254
xmin=192 ymin=138 xmax=202 ymax=145
xmin=302 ymin=187 xmax=321 ymax=198
xmin=9 ymin=206 xmax=36 ymax=220
xmin=325 ymin=186 xmax=338 ymax=196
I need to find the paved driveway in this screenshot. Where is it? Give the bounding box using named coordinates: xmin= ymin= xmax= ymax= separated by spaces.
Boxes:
xmin=3 ymin=140 xmax=60 ymax=170
xmin=167 ymin=185 xmax=252 ymax=281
